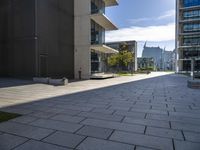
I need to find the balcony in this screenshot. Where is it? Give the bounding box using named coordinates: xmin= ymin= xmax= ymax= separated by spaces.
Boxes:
xmin=179 ymin=18 xmax=200 ymax=23
xmin=103 ymin=0 xmax=118 ymax=7
xmin=91 ymin=13 xmax=118 ymax=31
xmin=179 ymin=31 xmax=200 ymax=36
xmin=180 ymin=5 xmax=200 ymax=11
xmin=90 ymin=44 xmax=118 ymax=54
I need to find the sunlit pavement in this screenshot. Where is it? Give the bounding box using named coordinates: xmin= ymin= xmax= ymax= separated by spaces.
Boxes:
xmin=0 ymin=72 xmax=200 ymax=150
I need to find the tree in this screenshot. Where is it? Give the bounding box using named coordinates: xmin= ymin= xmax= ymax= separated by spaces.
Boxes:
xmin=107 ymin=50 xmax=134 ymax=71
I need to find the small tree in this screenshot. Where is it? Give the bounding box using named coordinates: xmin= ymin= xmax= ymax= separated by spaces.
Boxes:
xmin=107 ymin=50 xmax=133 ymax=72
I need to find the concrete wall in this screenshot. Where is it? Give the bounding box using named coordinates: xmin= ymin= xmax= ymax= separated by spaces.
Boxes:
xmin=0 ymin=0 xmax=36 ymax=77
xmin=0 ymin=0 xmax=7 ymax=76
xmin=0 ymin=0 xmax=75 ymax=78
xmin=37 ymin=0 xmax=74 ymax=78
xmin=74 ymin=0 xmax=91 ymax=79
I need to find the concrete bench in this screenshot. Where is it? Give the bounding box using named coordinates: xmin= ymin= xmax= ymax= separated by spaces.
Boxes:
xmin=188 ymin=79 xmax=200 ymax=89
xmin=33 ymin=77 xmax=68 ymax=86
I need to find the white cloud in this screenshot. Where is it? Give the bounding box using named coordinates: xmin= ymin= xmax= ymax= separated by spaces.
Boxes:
xmin=128 ymin=9 xmax=175 ymax=24
xmin=157 ymin=10 xmax=175 ymax=20
xmin=106 ymin=23 xmax=175 ymax=42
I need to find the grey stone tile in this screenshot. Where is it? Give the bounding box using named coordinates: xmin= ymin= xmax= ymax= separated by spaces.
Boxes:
xmin=171 ymin=122 xmax=200 ymax=132
xmin=13 ymin=140 xmax=71 ymax=150
xmin=78 ymin=112 xmax=123 ymax=122
xmin=76 ymin=125 xmax=113 ymax=139
xmin=146 ymin=127 xmax=183 ymax=140
xmin=184 ymin=131 xmax=200 ymax=142
xmin=174 ymin=140 xmax=200 ymax=150
xmin=92 ymin=108 xmax=114 ymax=115
xmin=131 ymin=108 xmax=168 ymax=115
xmin=51 ymin=114 xmax=85 ymax=123
xmin=55 ymin=105 xmax=93 ymax=112
xmin=109 ymin=106 xmax=130 ymax=111
xmin=11 ymin=115 xmax=38 ymax=124
xmin=43 ymin=131 xmax=85 ymax=148
xmin=81 ymin=118 xmax=145 ymax=133
xmin=29 ymin=111 xmax=57 ymax=119
xmin=0 ymin=108 xmax=32 ymax=115
xmin=30 ymin=118 xmax=83 ymax=132
xmin=110 ymin=131 xmax=173 ymax=150
xmin=170 ymin=112 xmax=200 ymax=119
xmin=114 ymin=110 xmax=146 ymax=119
xmin=0 ymin=133 xmax=28 ymax=150
xmin=136 ymin=146 xmax=157 ymax=150
xmin=146 ymin=113 xmax=200 ymax=125
xmin=0 ymin=122 xmax=54 ymax=140
xmin=124 ymin=117 xmax=170 ymax=128
xmin=77 ymin=137 xmax=134 ymax=150
xmin=60 ymin=109 xmax=81 ymax=115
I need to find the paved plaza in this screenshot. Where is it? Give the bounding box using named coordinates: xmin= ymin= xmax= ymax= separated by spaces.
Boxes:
xmin=0 ymin=72 xmax=200 ymax=150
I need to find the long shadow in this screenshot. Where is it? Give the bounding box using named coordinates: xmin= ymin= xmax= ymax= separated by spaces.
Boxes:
xmin=0 ymin=78 xmax=35 ymax=88
xmin=0 ymin=73 xmax=197 ymax=115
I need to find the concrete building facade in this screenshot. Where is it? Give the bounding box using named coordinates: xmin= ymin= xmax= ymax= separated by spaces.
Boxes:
xmin=176 ymin=0 xmax=200 ymax=72
xmin=0 ymin=0 xmax=118 ymax=79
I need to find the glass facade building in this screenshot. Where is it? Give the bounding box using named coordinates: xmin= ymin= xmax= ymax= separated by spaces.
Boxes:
xmin=90 ymin=0 xmax=118 ymax=73
xmin=176 ymin=0 xmax=200 ymax=72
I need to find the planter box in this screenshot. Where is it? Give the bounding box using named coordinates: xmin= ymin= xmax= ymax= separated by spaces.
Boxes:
xmin=33 ymin=77 xmax=49 ymax=84
xmin=49 ymin=78 xmax=68 ymax=86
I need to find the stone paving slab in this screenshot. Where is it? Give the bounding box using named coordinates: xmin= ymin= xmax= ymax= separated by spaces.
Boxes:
xmin=0 ymin=122 xmax=54 ymax=140
xmin=78 ymin=112 xmax=123 ymax=122
xmin=13 ymin=140 xmax=71 ymax=150
xmin=174 ymin=140 xmax=200 ymax=150
xmin=136 ymin=146 xmax=157 ymax=150
xmin=183 ymin=131 xmax=200 ymax=143
xmin=30 ymin=119 xmax=83 ymax=133
xmin=11 ymin=116 xmax=38 ymax=124
xmin=81 ymin=118 xmax=145 ymax=133
xmin=43 ymin=131 xmax=85 ymax=148
xmin=123 ymin=117 xmax=170 ymax=128
xmin=76 ymin=125 xmax=113 ymax=139
xmin=77 ymin=137 xmax=134 ymax=150
xmin=146 ymin=126 xmax=184 ymax=140
xmin=171 ymin=122 xmax=200 ymax=133
xmin=1 ymin=73 xmax=200 ymax=149
xmin=110 ymin=131 xmax=173 ymax=150
xmin=50 ymin=114 xmax=85 ymax=123
xmin=0 ymin=133 xmax=28 ymax=150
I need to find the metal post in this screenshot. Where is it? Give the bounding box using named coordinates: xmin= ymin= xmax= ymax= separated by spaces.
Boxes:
xmin=191 ymin=58 xmax=195 ymax=80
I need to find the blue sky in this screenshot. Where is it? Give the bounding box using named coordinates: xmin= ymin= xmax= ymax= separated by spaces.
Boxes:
xmin=105 ymin=0 xmax=176 ymax=57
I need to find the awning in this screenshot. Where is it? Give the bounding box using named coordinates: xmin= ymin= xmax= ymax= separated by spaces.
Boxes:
xmin=91 ymin=44 xmax=119 ymax=54
xmin=91 ymin=13 xmax=118 ymax=31
xmin=103 ymin=0 xmax=118 ymax=7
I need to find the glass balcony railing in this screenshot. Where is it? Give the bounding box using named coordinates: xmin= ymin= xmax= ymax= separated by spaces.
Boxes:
xmin=91 ymin=8 xmax=105 ymax=14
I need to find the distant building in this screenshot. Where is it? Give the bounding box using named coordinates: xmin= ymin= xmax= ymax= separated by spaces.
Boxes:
xmin=163 ymin=51 xmax=174 ymax=71
xmin=142 ymin=43 xmax=164 ymax=70
xmin=137 ymin=57 xmax=155 ymax=71
xmin=106 ymin=41 xmax=138 ymax=71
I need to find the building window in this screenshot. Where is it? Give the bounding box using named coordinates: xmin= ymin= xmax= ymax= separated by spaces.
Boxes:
xmin=183 ymin=0 xmax=200 ymax=7
xmin=183 ymin=23 xmax=200 ymax=32
xmin=183 ymin=35 xmax=200 ymax=46
xmin=183 ymin=10 xmax=200 ymax=20
xmin=91 ymin=20 xmax=105 ymax=45
xmin=91 ymin=0 xmax=105 ymax=14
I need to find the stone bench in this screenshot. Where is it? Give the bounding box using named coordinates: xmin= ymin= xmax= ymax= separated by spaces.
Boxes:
xmin=188 ymin=79 xmax=200 ymax=89
xmin=33 ymin=77 xmax=68 ymax=86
